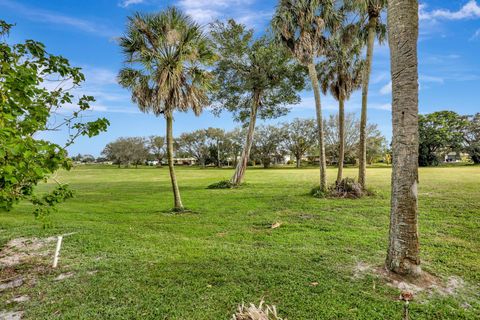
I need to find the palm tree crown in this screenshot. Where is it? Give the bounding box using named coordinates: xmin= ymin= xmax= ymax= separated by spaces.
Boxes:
xmin=347 ymin=0 xmax=387 ymax=44
xmin=272 ymin=0 xmax=338 ymax=65
xmin=317 ymin=28 xmax=364 ymax=101
xmin=118 ymin=7 xmax=215 ymax=117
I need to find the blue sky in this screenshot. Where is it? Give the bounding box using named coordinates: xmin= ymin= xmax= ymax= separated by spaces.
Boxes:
xmin=2 ymin=0 xmax=479 ymax=156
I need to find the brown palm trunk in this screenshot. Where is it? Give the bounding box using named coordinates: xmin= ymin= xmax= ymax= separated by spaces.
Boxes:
xmin=166 ymin=114 xmax=184 ymax=211
xmin=337 ymin=99 xmax=345 ymax=184
xmin=385 ymin=0 xmax=421 ymax=276
xmin=359 ymin=16 xmax=378 ymax=190
xmin=308 ymin=63 xmax=327 ymax=191
xmin=230 ymin=92 xmax=260 ymax=185
xmin=217 ymin=140 xmax=221 ymax=168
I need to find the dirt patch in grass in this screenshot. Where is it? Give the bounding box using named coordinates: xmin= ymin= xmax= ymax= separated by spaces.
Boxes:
xmin=6 ymin=296 xmax=30 ymax=304
xmin=0 ymin=237 xmax=56 ymax=268
xmin=353 ymin=262 xmax=466 ymax=299
xmin=0 ymin=310 xmax=24 ymax=320
xmin=0 ymin=236 xmax=68 ymax=297
xmin=54 ymin=272 xmax=75 ymax=281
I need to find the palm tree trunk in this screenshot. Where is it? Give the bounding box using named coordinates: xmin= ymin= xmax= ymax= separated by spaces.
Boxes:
xmin=217 ymin=140 xmax=221 ymax=168
xmin=385 ymin=0 xmax=421 ymax=276
xmin=337 ymin=99 xmax=345 ymax=184
xmin=166 ymin=114 xmax=184 ymax=211
xmin=359 ymin=15 xmax=378 ymax=190
xmin=307 ymin=63 xmax=327 ymax=191
xmin=231 ymin=92 xmax=259 ymax=185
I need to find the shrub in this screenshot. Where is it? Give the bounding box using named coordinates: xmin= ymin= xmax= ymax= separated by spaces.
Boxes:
xmin=207 ymin=180 xmax=235 ymax=189
xmin=310 ymin=186 xmax=328 ymax=198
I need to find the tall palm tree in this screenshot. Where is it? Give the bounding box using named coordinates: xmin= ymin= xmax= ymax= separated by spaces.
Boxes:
xmin=385 ymin=0 xmax=421 ymax=276
xmin=118 ymin=8 xmax=214 ymax=211
xmin=347 ymin=0 xmax=387 ymax=190
xmin=317 ymin=27 xmax=364 ymax=184
xmin=272 ymin=0 xmax=338 ymax=192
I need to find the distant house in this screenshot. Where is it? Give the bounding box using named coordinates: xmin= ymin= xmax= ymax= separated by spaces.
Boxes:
xmin=173 ymin=157 xmax=196 ymax=165
xmin=283 ymin=154 xmax=292 ymax=163
xmin=147 ymin=160 xmax=160 ymax=166
xmin=445 ymin=152 xmax=459 ymax=162
xmin=444 ymin=152 xmax=469 ymax=163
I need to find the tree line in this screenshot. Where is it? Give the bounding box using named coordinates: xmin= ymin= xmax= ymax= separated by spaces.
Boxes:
xmin=84 ymin=110 xmax=480 ymax=169
xmin=98 ymin=115 xmax=387 ymax=169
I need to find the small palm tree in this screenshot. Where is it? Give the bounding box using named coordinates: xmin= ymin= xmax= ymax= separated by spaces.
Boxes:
xmin=272 ymin=0 xmax=339 ymax=192
xmin=118 ymin=7 xmax=214 ymax=211
xmin=317 ymin=26 xmax=364 ymax=184
xmin=346 ymin=0 xmax=387 ymax=190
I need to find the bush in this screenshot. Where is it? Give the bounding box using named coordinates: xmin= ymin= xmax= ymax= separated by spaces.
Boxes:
xmin=310 ymin=186 xmax=329 ymax=198
xmin=207 ymin=180 xmax=235 ymax=189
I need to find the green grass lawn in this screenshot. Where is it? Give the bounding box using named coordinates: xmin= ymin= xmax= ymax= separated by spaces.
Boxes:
xmin=1 ymin=165 xmax=479 ymax=319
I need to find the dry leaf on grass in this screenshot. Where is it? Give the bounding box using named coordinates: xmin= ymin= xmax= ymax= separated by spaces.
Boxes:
xmin=271 ymin=222 xmax=282 ymax=229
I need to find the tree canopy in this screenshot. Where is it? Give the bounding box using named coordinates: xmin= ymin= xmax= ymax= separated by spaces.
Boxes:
xmin=0 ymin=21 xmax=109 ymax=216
xmin=418 ymin=111 xmax=467 ymax=166
xmin=210 ymin=19 xmax=305 ymax=123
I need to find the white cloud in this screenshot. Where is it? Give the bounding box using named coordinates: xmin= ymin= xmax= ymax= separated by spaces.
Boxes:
xmin=380 ymin=81 xmax=392 ymax=95
xmin=420 ymin=1 xmax=480 ymax=21
xmin=370 ymin=71 xmax=389 ymax=85
xmin=420 ymin=75 xmax=444 ymax=84
xmin=370 ymin=103 xmax=391 ymax=111
xmin=471 ymin=28 xmax=480 ymax=39
xmin=41 ymin=65 xmax=137 ymax=114
xmin=178 ymin=0 xmax=270 ymax=28
xmin=0 ymin=0 xmax=117 ymax=37
xmin=119 ymin=0 xmax=145 ymax=7
xmin=184 ymin=8 xmax=222 ymax=24
xmin=82 ymin=67 xmax=118 ymax=86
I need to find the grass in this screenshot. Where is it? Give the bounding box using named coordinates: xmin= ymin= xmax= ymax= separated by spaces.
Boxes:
xmin=1 ymin=165 xmax=479 ymax=319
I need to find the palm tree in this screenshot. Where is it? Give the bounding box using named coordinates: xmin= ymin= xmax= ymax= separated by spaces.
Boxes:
xmin=118 ymin=8 xmax=214 ymax=211
xmin=385 ymin=0 xmax=421 ymax=276
xmin=347 ymin=0 xmax=387 ymax=190
xmin=272 ymin=0 xmax=338 ymax=192
xmin=317 ymin=27 xmax=364 ymax=184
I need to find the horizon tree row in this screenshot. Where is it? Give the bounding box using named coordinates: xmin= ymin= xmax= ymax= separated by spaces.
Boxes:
xmin=97 ymin=114 xmax=387 ymax=168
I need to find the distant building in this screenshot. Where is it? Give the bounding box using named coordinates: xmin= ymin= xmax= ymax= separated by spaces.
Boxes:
xmin=444 ymin=152 xmax=469 ymax=163
xmin=173 ymin=157 xmax=196 ymax=165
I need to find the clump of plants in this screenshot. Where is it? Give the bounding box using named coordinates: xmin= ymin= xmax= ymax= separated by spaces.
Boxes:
xmin=310 ymin=186 xmax=329 ymax=198
xmin=207 ymin=180 xmax=235 ymax=189
xmin=311 ymin=178 xmax=367 ymax=199
xmin=329 ymin=178 xmax=364 ymax=198
xmin=232 ymin=300 xmax=284 ymax=320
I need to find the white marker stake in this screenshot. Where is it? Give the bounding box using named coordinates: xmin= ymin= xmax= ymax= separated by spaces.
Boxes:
xmin=52 ymin=235 xmax=63 ymax=268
